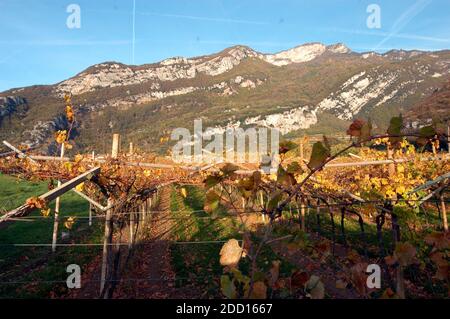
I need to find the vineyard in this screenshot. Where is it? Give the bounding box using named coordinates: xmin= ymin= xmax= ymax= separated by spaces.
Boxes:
xmin=0 ymin=96 xmax=449 ymax=299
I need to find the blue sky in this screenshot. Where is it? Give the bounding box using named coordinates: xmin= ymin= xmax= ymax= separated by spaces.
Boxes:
xmin=0 ymin=0 xmax=449 ymax=91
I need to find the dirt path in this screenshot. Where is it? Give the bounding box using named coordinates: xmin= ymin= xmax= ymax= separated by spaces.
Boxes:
xmin=113 ymin=188 xmax=196 ymax=299
xmin=65 ymin=187 xmax=198 ymax=299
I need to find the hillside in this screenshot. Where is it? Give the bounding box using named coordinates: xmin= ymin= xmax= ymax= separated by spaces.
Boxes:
xmin=0 ymin=42 xmax=449 ymax=154
xmin=406 ymin=79 xmax=450 ymax=124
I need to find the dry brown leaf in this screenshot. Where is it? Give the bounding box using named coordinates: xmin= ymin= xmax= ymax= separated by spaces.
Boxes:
xmin=219 ymin=239 xmax=243 ymax=268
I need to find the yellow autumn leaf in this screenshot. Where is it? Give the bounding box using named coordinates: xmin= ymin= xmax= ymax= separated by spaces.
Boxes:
xmin=54 ymin=130 xmax=67 ymax=144
xmin=396 ymin=185 xmax=406 ymax=195
xmin=66 ymin=105 xmax=74 ymax=122
xmin=26 ymin=197 xmax=47 ymax=209
xmin=159 ymin=136 xmax=169 ymax=144
xmin=64 ymin=142 xmax=73 ymax=150
xmin=74 ymin=154 xmax=83 ymax=163
xmin=385 ymin=189 xmax=396 ymax=199
xmin=180 ymin=187 xmax=188 ymax=198
xmin=41 ymin=208 xmax=51 ymax=218
xmin=75 ymin=182 xmax=84 ymax=192
xmin=64 ymin=217 xmax=76 ymax=230
xmin=64 ymin=162 xmax=73 ymax=172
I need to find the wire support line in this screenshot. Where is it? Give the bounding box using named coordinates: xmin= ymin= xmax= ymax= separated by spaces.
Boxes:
xmin=0 ymin=271 xmax=297 ymax=286
xmin=5 ymin=197 xmax=449 ymax=220
xmin=0 ymin=240 xmax=243 ymax=247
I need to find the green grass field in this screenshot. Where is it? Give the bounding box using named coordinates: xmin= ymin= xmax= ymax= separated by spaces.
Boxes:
xmin=0 ymin=173 xmax=103 ymax=298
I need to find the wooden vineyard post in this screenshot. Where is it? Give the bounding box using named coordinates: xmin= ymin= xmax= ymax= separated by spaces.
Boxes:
xmin=144 ymin=199 xmax=148 ymax=224
xmin=391 ymin=210 xmax=405 ymax=299
xmin=140 ymin=202 xmax=146 ymax=230
xmin=89 ymin=203 xmax=93 ymax=227
xmin=440 ymin=192 xmax=448 ymax=232
xmin=387 ymin=146 xmax=395 ymax=178
xmin=129 ymin=142 xmax=134 ymax=156
xmin=432 ymin=141 xmax=437 ymax=155
xmin=396 ymin=258 xmax=406 ymax=299
xmin=300 ymin=197 xmax=306 ymax=232
xmin=138 ymin=203 xmax=143 ymax=228
xmin=386 ymin=145 xmax=404 ymax=297
xmin=2 ymin=141 xmax=38 ymax=164
xmin=100 ymin=198 xmax=114 ymax=296
xmin=299 ymin=140 xmax=304 ymax=162
xmin=447 ymin=121 xmax=450 ymax=155
xmin=259 ymin=191 xmax=266 ymax=223
xmin=306 ymin=204 xmax=310 ymax=226
xmin=0 ymin=167 xmax=100 ymax=224
xmin=129 ymin=211 xmax=135 ymax=248
xmin=340 ymin=206 xmax=347 ymax=246
xmin=316 ymin=199 xmax=321 ymax=231
xmin=145 ymin=199 xmax=149 ymax=233
xmin=147 ymin=197 xmax=152 ymax=223
xmin=111 ymin=134 xmax=120 ymax=158
xmin=51 ymin=142 xmax=65 ymax=252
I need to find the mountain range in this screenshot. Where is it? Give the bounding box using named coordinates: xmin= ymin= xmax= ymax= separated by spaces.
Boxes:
xmin=1 ymin=42 xmax=449 ymax=154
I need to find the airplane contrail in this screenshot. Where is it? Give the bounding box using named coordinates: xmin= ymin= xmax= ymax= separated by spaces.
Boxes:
xmin=374 ymin=0 xmax=433 ymax=50
xmin=132 ymin=0 xmax=136 ymax=65
xmin=139 ymin=11 xmax=269 ymax=25
xmin=328 ymin=28 xmax=449 ymax=44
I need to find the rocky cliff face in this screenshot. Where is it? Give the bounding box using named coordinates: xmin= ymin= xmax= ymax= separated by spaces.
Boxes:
xmin=199 ymin=106 xmax=317 ymax=137
xmin=54 ymin=43 xmax=352 ymax=97
xmin=406 ymin=79 xmax=450 ymax=123
xmin=55 ymin=46 xmax=260 ymax=96
xmin=21 ymin=114 xmax=71 ymax=147
xmin=0 ymin=96 xmax=27 ymax=123
xmin=263 ymin=43 xmax=350 ymax=66
xmin=74 ymin=75 xmax=267 ymax=112
xmin=245 ymin=106 xmax=317 ymax=134
xmin=317 ymin=57 xmax=450 ymax=120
